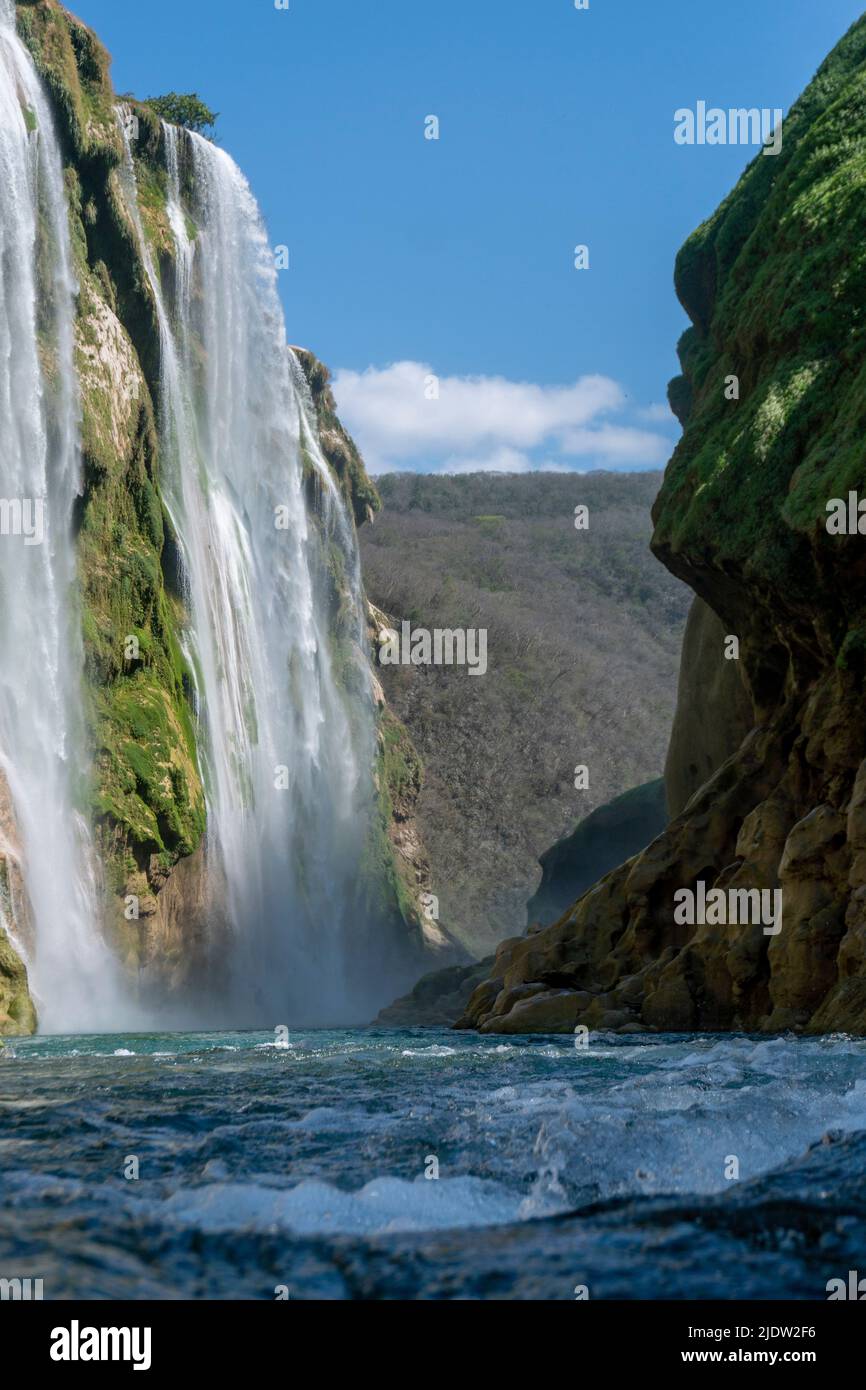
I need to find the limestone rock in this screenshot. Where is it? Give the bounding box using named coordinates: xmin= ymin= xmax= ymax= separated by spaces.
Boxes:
xmin=375 ymin=956 xmax=494 ymax=1028
xmin=527 ymin=779 xmax=668 ymax=929
xmin=456 ymin=15 xmax=866 ymax=1038
xmin=664 ymin=598 xmax=753 ymax=818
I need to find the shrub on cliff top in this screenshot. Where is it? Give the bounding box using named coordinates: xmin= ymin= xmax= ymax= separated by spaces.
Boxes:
xmin=143 ymin=92 xmax=218 ymax=135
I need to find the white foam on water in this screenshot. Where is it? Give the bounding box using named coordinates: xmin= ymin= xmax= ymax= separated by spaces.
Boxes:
xmin=161 ymin=1174 xmax=523 ymax=1236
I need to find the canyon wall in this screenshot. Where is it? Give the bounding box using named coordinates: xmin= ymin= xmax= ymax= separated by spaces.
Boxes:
xmin=458 ymin=14 xmax=866 ymax=1036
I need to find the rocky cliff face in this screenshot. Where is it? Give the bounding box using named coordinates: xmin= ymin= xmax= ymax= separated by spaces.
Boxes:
xmin=458 ymin=15 xmax=866 ymax=1036
xmin=0 ymin=773 xmax=37 ymax=1033
xmin=527 ymin=779 xmax=668 ymax=929
xmin=664 ymin=599 xmax=753 ymax=818
xmin=376 ymin=778 xmax=668 ymax=1029
xmin=0 ymin=0 xmax=438 ymax=1030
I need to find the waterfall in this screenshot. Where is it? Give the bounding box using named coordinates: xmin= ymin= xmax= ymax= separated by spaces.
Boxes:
xmin=0 ymin=2 xmax=128 ymax=1031
xmin=117 ymin=114 xmax=386 ymax=1025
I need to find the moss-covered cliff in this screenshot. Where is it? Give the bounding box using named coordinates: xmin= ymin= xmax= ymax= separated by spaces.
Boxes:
xmin=1 ymin=0 xmax=439 ymax=1029
xmin=13 ymin=2 xmax=208 ymax=991
xmin=293 ymin=348 xmax=381 ymax=528
xmin=459 ymin=15 xmax=866 ymax=1036
xmin=0 ymin=772 xmax=37 ymax=1033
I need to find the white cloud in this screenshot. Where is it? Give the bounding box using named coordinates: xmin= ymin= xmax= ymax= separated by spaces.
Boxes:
xmin=558 ymin=425 xmax=670 ymax=465
xmin=638 ymin=402 xmax=677 ymax=424
xmin=439 ymin=446 xmax=535 ymax=474
xmin=332 ymin=361 xmax=676 ymax=475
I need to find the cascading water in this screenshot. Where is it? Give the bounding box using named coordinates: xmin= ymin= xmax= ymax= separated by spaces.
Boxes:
xmin=117 ymin=113 xmax=389 ymax=1025
xmin=0 ymin=1 xmax=129 ymax=1031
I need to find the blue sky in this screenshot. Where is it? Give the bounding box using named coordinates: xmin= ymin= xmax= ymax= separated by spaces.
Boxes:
xmin=71 ymin=0 xmax=865 ymax=474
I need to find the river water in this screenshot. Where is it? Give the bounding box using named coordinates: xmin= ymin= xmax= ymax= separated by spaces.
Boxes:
xmin=1 ymin=1028 xmax=864 ymax=1298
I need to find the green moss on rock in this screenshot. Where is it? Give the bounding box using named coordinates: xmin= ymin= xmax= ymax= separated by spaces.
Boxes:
xmin=9 ymin=0 xmax=434 ymax=1008
xmin=0 ymin=928 xmax=36 ymax=1036
xmin=16 ymin=1 xmax=206 ymax=895
xmin=293 ymin=347 xmax=381 ymax=527
xmin=74 ymin=279 xmax=205 ymax=871
xmin=16 ymin=0 xmax=121 ymax=165
xmin=655 ymin=13 xmax=866 ymax=690
xmin=358 ymin=709 xmax=424 ymax=929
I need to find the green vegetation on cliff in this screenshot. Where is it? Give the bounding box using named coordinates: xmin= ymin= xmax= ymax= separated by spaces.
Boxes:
xmin=0 ymin=928 xmax=36 ymax=1035
xmin=658 ymin=14 xmax=866 ymax=699
xmin=4 ymin=0 xmax=450 ymax=1011
xmin=369 ymin=708 xmax=425 ymax=927
xmin=142 ymin=92 xmax=218 ymax=135
xmin=458 ymin=14 xmax=866 ymax=1037
xmin=16 ymin=2 xmax=207 ymax=890
xmin=293 ymin=348 xmax=381 ymax=528
xmin=16 ymin=0 xmax=119 ymax=163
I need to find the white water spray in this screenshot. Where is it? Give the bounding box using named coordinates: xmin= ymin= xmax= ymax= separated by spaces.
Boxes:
xmin=0 ymin=2 xmax=128 ymax=1031
xmin=117 ymin=115 xmax=392 ymax=1024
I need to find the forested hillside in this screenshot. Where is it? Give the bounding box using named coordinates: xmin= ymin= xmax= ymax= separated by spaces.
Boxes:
xmin=360 ymin=471 xmax=690 ymax=953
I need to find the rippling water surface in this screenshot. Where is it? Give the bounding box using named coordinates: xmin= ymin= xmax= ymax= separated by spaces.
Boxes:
xmin=1 ymin=1028 xmax=864 ymax=1298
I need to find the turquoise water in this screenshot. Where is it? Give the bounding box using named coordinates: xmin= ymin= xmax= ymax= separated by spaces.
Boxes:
xmin=1 ymin=1028 xmax=864 ymax=1298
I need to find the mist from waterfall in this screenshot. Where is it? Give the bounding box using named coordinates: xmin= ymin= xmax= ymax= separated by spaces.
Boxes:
xmin=117 ymin=113 xmax=387 ymax=1025
xmin=0 ymin=2 xmax=129 ymax=1031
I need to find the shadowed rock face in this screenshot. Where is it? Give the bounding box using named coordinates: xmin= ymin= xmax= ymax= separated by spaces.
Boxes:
xmin=458 ymin=14 xmax=866 ymax=1037
xmin=374 ymin=779 xmax=667 ymax=1029
xmin=374 ymin=957 xmax=492 ymax=1028
xmin=664 ymin=599 xmax=753 ymax=819
xmin=527 ymin=779 xmax=668 ymax=929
